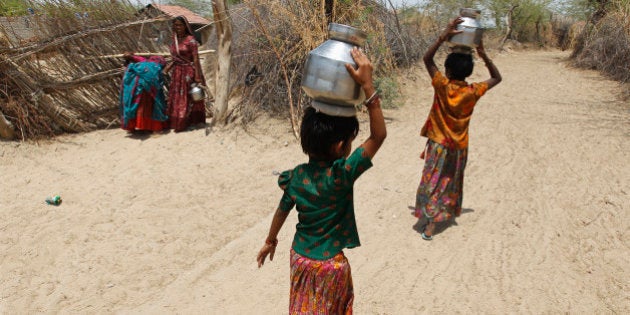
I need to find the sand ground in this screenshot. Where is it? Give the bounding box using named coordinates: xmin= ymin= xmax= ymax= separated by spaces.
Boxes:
xmin=1 ymin=49 xmax=629 ymax=313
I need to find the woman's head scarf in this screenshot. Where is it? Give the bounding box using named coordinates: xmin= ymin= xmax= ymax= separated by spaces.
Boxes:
xmin=174 ymin=15 xmax=195 ymax=37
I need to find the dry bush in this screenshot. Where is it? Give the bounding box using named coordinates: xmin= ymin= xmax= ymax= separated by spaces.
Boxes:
xmin=550 ymin=14 xmax=582 ymax=50
xmin=513 ymin=19 xmax=555 ymax=47
xmin=226 ymin=0 xmax=429 ymax=126
xmin=378 ymin=4 xmax=435 ymax=68
xmin=481 ymin=28 xmax=505 ymax=47
xmin=569 ymin=0 xmax=630 ymax=100
xmin=571 ymin=10 xmax=630 ymax=87
xmin=564 ymin=20 xmax=586 ymax=50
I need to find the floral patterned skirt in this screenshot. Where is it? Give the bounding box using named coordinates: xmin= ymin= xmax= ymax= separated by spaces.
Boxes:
xmin=289 ymin=249 xmax=353 ymax=314
xmin=415 ymin=139 xmax=468 ymax=223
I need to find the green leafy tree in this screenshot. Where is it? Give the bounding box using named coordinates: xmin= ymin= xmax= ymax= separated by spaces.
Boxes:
xmin=513 ymin=0 xmax=553 ymax=39
xmin=551 ymin=0 xmax=593 ymax=18
xmin=421 ymin=0 xmax=478 ymax=25
xmin=0 ymin=0 xmax=29 ymax=16
xmin=480 ymin=0 xmax=554 ymax=41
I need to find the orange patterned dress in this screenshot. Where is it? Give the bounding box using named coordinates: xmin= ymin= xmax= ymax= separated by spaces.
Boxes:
xmin=415 ymin=71 xmax=488 ymax=223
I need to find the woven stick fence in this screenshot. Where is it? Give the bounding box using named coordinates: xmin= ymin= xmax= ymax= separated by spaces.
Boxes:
xmin=1 ymin=0 xmax=429 ymax=140
xmin=0 ymin=0 xmax=175 ymax=140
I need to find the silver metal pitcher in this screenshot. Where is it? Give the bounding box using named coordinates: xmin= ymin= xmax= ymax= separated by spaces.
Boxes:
xmin=189 ymin=83 xmax=207 ymax=102
xmin=448 ymin=8 xmax=484 ymax=53
xmin=301 ymin=23 xmax=367 ymax=117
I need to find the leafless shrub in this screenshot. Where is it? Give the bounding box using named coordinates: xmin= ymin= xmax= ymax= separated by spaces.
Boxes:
xmin=571 ymin=11 xmax=630 ymax=88
xmin=225 ymin=0 xmax=430 ymax=126
xmin=550 ymin=14 xmax=582 ymax=50
xmin=571 ymin=0 xmax=629 ymax=102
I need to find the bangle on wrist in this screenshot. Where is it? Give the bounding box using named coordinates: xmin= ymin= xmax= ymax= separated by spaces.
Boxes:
xmin=364 ymin=91 xmax=379 ymax=106
xmin=265 ymin=239 xmax=278 ymax=247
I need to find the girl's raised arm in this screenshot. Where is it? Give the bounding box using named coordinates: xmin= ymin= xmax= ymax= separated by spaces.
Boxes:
xmin=345 ymin=47 xmax=386 ymax=159
xmin=476 ymin=39 xmax=502 ymax=90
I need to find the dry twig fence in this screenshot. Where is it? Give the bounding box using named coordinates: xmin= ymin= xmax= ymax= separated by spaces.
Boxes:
xmin=1 ymin=0 xmax=430 ymax=140
xmin=0 ymin=1 xmax=174 ymax=140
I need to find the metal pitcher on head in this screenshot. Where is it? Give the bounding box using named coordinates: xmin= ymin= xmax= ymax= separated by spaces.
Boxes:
xmin=448 ymin=8 xmax=484 ymax=53
xmin=301 ymin=23 xmax=368 ymax=117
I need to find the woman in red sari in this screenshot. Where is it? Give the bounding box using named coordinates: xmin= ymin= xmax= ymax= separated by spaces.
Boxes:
xmin=163 ymin=16 xmax=206 ymax=132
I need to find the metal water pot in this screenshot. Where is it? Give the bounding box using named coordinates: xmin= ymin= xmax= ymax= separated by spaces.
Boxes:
xmin=448 ymin=8 xmax=484 ymax=53
xmin=301 ymin=23 xmax=367 ymax=117
xmin=189 ymin=83 xmax=206 ymax=102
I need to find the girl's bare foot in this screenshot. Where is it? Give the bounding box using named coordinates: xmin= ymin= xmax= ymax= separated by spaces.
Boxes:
xmin=422 ymin=222 xmax=435 ymax=240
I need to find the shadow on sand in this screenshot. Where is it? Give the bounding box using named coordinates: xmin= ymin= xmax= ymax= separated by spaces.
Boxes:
xmin=407 ymin=206 xmax=475 ymax=238
xmin=125 ymin=122 xmax=209 ymax=140
xmin=125 ymin=129 xmax=171 ymax=140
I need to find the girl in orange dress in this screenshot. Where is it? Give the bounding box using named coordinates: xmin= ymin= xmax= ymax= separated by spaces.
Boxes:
xmin=415 ymin=17 xmax=502 ymax=240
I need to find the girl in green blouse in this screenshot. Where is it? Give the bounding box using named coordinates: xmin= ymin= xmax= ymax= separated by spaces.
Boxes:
xmin=257 ymin=47 xmax=386 ymax=314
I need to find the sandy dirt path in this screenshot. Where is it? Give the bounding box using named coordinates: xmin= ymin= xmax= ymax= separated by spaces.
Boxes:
xmin=1 ymin=49 xmax=628 ymax=313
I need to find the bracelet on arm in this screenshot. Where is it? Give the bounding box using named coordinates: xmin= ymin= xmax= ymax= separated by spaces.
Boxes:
xmin=364 ymin=91 xmax=379 ymax=107
xmin=265 ymin=239 xmax=278 ymax=247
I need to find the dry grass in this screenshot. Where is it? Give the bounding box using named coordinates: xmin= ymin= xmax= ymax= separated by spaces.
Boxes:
xmin=226 ymin=0 xmax=430 ymax=126
xmin=570 ymin=2 xmax=630 ymax=99
xmin=550 ymin=14 xmax=583 ymax=51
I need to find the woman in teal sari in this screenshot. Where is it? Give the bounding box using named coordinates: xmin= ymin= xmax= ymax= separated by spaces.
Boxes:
xmin=119 ymin=53 xmax=168 ymax=132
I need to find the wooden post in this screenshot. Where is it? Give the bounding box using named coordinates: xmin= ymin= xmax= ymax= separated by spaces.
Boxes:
xmin=211 ymin=0 xmax=233 ymax=124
